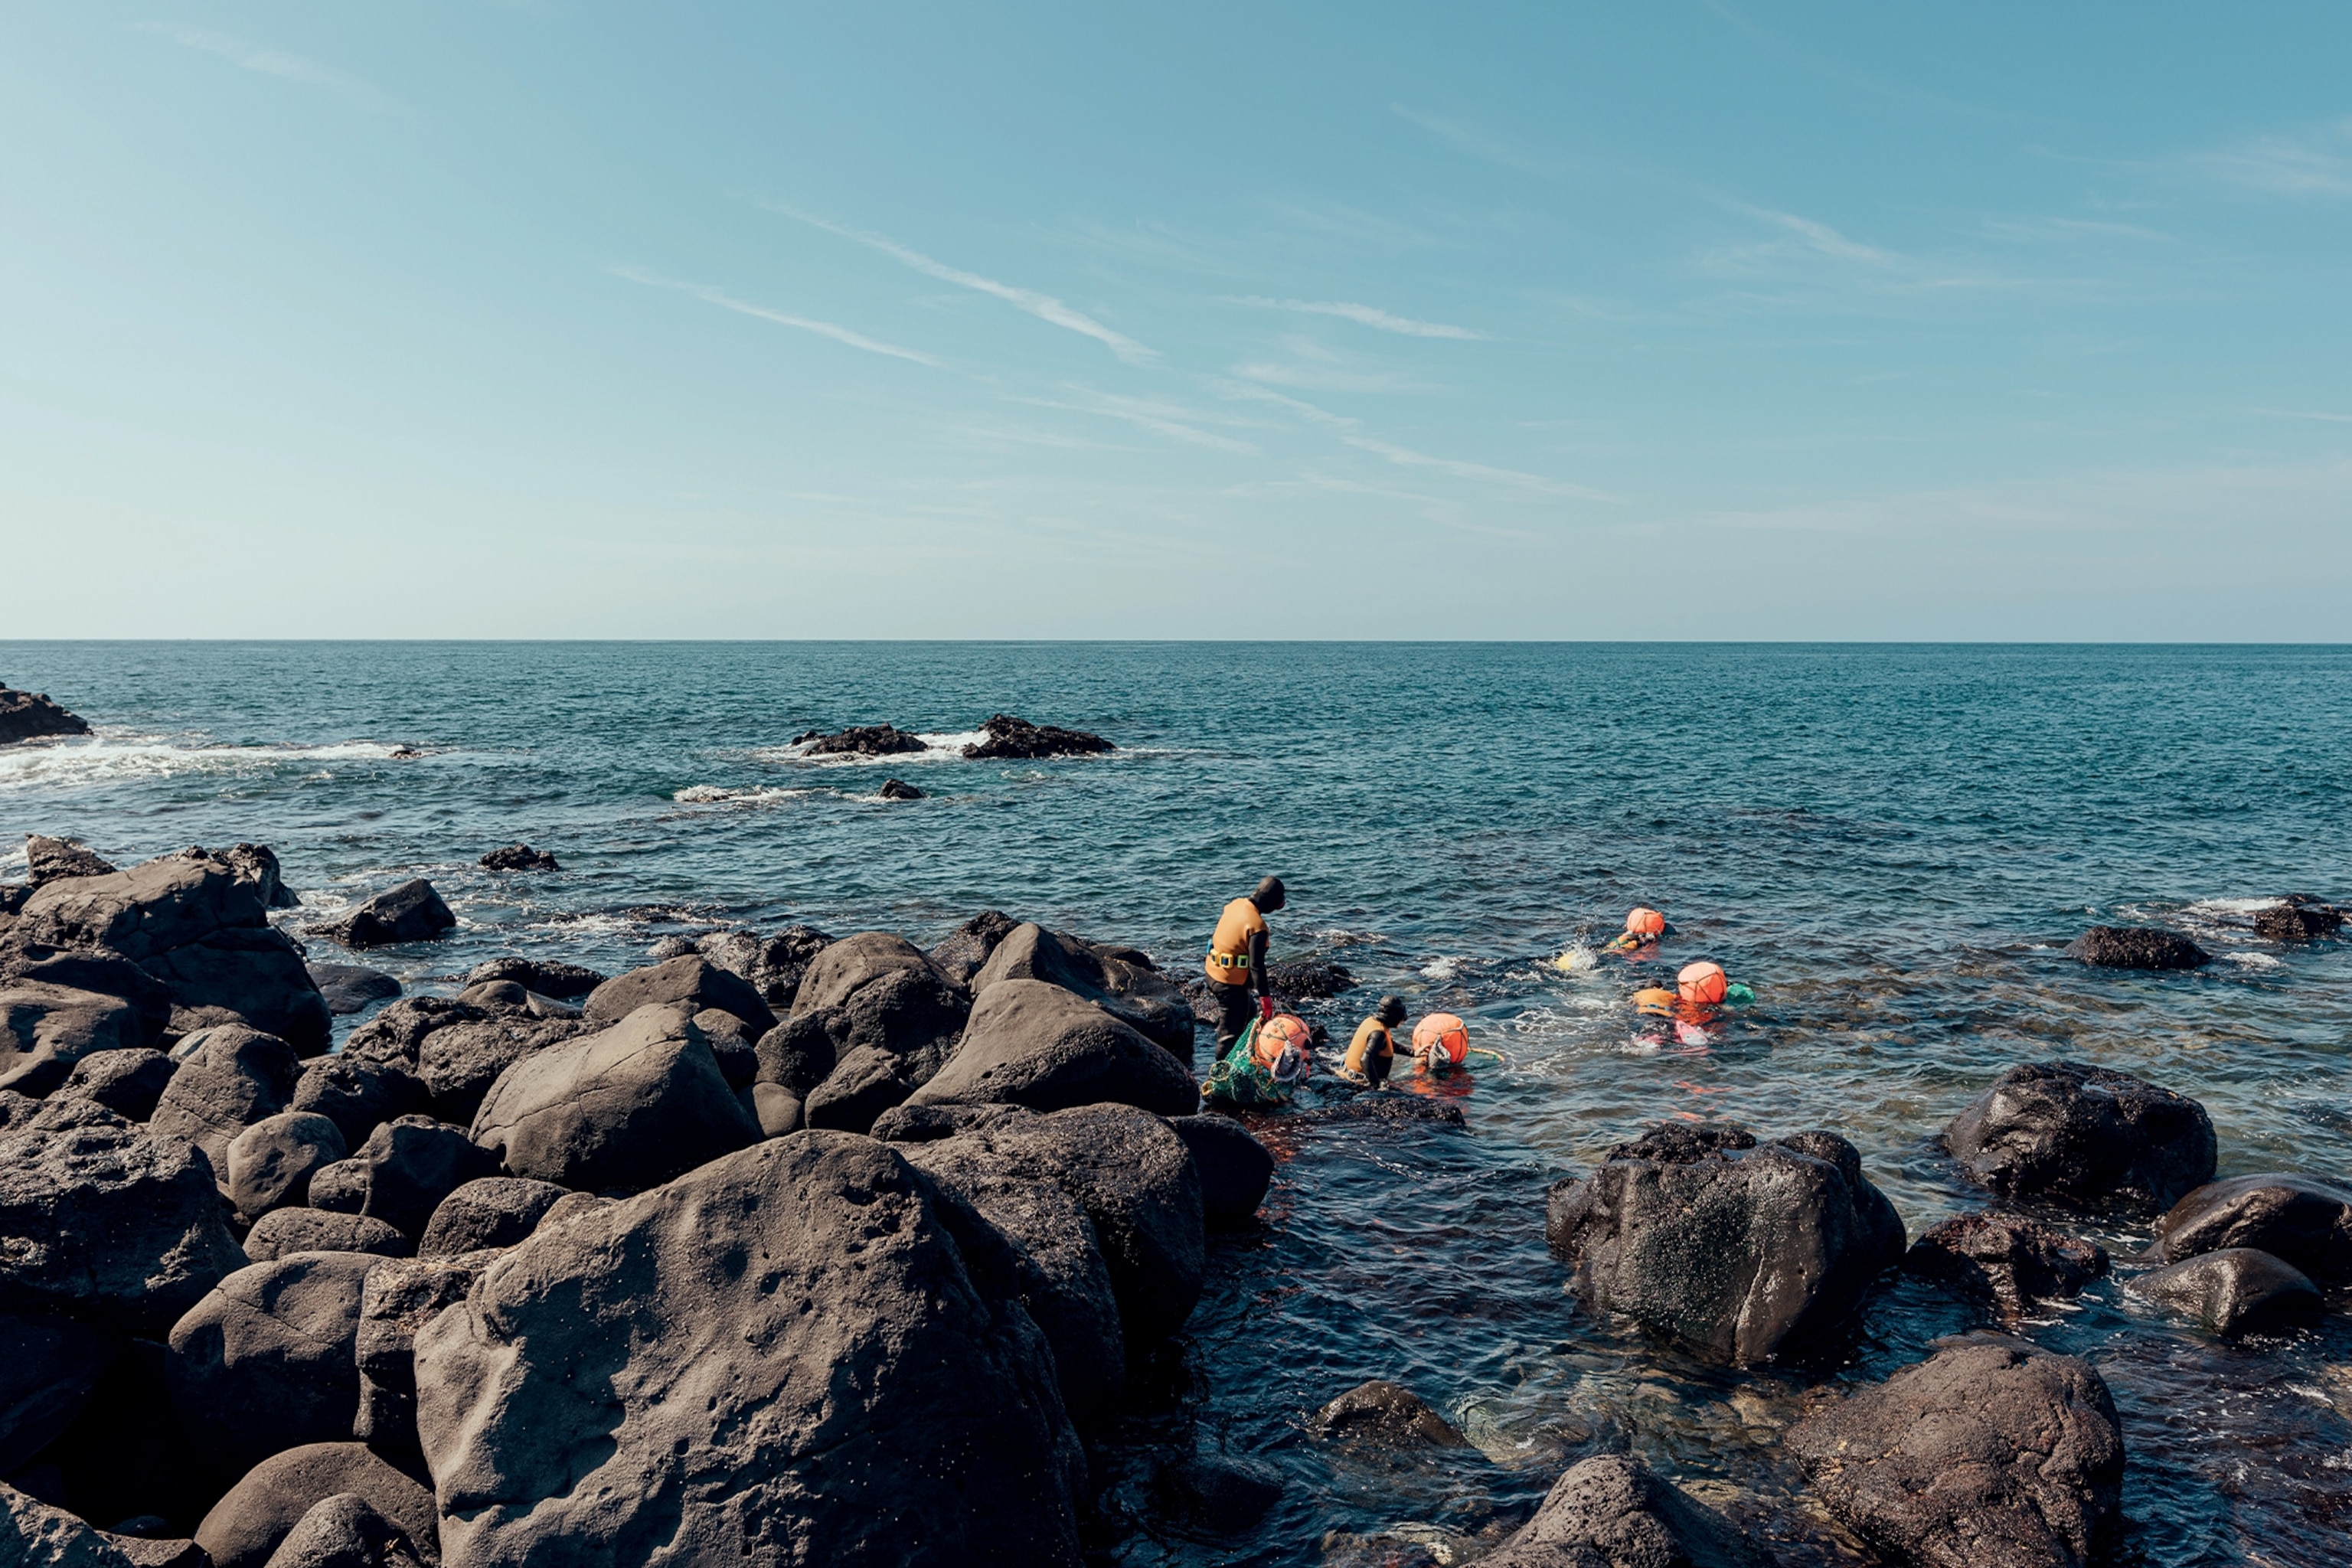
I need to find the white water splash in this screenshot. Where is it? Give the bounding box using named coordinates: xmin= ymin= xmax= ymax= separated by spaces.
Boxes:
xmin=0 ymin=734 xmax=417 ymax=789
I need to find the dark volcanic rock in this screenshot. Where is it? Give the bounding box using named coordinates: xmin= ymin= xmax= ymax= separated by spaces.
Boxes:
xmin=167 ymin=1252 xmax=377 ymax=1478
xmin=2154 ymin=1172 xmax=2352 ymax=1281
xmin=340 ymin=1000 xmax=482 ymax=1073
xmin=194 ymin=1444 xmax=436 ymax=1568
xmin=241 ymin=1209 xmax=410 ymax=1264
xmin=413 ymin=1132 xmax=1084 ymax=1567
xmin=61 ymin=1048 xmax=175 ymax=1120
xmin=1293 ymin=1096 xmax=1469 ymax=1129
xmin=2 ymin=1479 xmax=134 ymax=1566
xmin=0 ymin=952 xmax=174 ymax=1046
xmin=1266 ymin=959 xmax=1356 ymax=1001
xmin=691 ymin=926 xmax=835 ymax=1011
xmin=304 ymin=965 xmax=400 ymax=1018
xmin=910 ymin=978 xmax=1197 ymax=1118
xmin=1545 ymin=1122 xmax=1906 ymax=1367
xmin=409 ymin=1013 xmax=585 ymax=1125
xmin=927 ymin=910 xmax=1018 ymax=988
xmin=308 ymin=1116 xmax=499 ymax=1239
xmin=416 ymin=1177 xmax=566 ymax=1258
xmin=583 ymin=955 xmax=777 ymax=1035
xmin=2253 ymin=900 xmax=2343 ymax=942
xmin=150 ymin=1024 xmax=302 ymax=1178
xmin=780 ymin=934 xmax=971 ymax=1133
xmin=0 ymin=1112 xmax=243 ymax=1334
xmin=1481 ymin=1454 xmax=1769 ymax=1568
xmin=174 ymin=843 xmax=299 ymax=910
xmin=263 ymin=1493 xmax=427 ymax=1568
xmin=1313 ymin=1380 xmax=1472 ymax=1449
xmin=460 ymin=956 xmax=605 ymax=1000
xmin=1942 ymin=1061 xmax=2216 ymax=1213
xmin=289 ymin=1057 xmax=422 ymax=1150
xmin=877 ymin=778 xmax=925 ymax=801
xmin=792 ymin=723 xmax=929 ymax=756
xmin=0 ymin=1308 xmax=115 ymax=1473
xmin=354 ymin=1252 xmax=498 ymax=1460
xmin=971 ymin=923 xmax=1195 ymax=1060
xmin=26 ymin=836 xmax=117 ymax=884
xmin=0 ymin=684 xmax=91 ymax=744
xmin=1907 ymin=1212 xmax=2110 ymax=1321
xmin=225 ymin=1112 xmax=350 ymax=1223
xmin=2065 ymin=925 xmax=2210 ymax=970
xmin=0 ymin=981 xmax=149 ymax=1096
xmin=1169 ymin=1113 xmax=1274 ymax=1230
xmin=309 ymin=882 xmax=455 ymax=949
xmin=961 ymin=713 xmax=1114 ymax=760
xmin=468 ymin=1004 xmax=757 ymax=1192
xmin=1787 ymin=1337 xmax=2124 ymax=1568
xmin=2137 ymin=1246 xmax=2321 ymax=1337
xmin=476 ymin=844 xmax=557 ymax=873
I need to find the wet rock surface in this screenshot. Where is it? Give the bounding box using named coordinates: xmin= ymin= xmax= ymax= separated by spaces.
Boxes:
xmin=960 ymin=713 xmax=1114 ymax=760
xmin=308 ymin=882 xmax=454 ymax=950
xmin=2064 ymin=924 xmax=2210 ymax=969
xmin=0 ymin=684 xmax=91 ymax=744
xmin=1906 ymin=1210 xmax=2109 ymax=1321
xmin=2254 ymin=900 xmax=2344 ymax=941
xmin=2135 ymin=1246 xmax=2321 ymax=1337
xmin=877 ymin=777 xmax=924 ymax=800
xmin=1313 ymin=1380 xmax=1472 ymax=1449
xmin=791 ymin=723 xmax=929 ymax=756
xmin=304 ymin=965 xmax=400 ymax=1018
xmin=475 ymin=844 xmax=557 ymax=872
xmin=1942 ymin=1060 xmax=2216 ymax=1212
xmin=1481 ymin=1454 xmax=1769 ymax=1568
xmin=1168 ymin=1112 xmax=1275 ymax=1230
xmin=2154 ymin=1171 xmax=2352 ymax=1281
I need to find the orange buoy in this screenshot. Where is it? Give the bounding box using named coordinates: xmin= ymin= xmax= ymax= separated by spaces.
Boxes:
xmin=1625 ymin=906 xmax=1667 ymax=937
xmin=1252 ymin=1012 xmax=1316 ymax=1084
xmin=1412 ymin=1012 xmax=1470 ymax=1070
xmin=1677 ymin=961 xmax=1728 ymax=1006
xmin=1632 ymin=987 xmax=1677 ymax=1017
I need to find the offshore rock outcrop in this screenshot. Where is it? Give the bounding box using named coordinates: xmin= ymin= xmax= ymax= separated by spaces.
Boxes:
xmin=791 ymin=723 xmax=928 ymax=756
xmin=1942 ymin=1060 xmax=2216 ymax=1212
xmin=961 ymin=714 xmax=1114 ymax=760
xmin=0 ymin=684 xmax=90 ymax=744
xmin=2064 ymin=924 xmax=2210 ymax=970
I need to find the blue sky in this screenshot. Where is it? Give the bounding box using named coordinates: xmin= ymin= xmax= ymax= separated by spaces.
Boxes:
xmin=5 ymin=3 xmax=2350 ymax=638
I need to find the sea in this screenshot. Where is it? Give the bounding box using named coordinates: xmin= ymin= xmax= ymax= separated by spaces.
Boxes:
xmin=3 ymin=641 xmax=2348 ymax=1566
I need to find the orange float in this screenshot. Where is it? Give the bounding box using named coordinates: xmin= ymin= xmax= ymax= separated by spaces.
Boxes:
xmin=1412 ymin=1012 xmax=1470 ymax=1070
xmin=1625 ymin=907 xmax=1667 ymax=937
xmin=1677 ymin=962 xmax=1729 ymax=1007
xmin=1252 ymin=1012 xmax=1316 ymax=1084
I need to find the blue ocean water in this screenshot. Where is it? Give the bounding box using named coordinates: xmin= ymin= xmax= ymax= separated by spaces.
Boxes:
xmin=4 ymin=641 xmax=2349 ymax=1565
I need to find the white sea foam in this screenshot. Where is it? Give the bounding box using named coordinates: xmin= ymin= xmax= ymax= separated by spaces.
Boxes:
xmin=2184 ymin=896 xmax=2289 ymax=917
xmin=753 ymin=730 xmax=990 ymax=769
xmin=2224 ymin=951 xmax=2285 ymax=969
xmin=1549 ymin=942 xmax=1598 ymax=975
xmin=0 ymin=734 xmax=417 ymax=789
xmin=1422 ymin=956 xmax=1462 ymax=981
xmin=671 ymin=784 xmax=815 ymax=808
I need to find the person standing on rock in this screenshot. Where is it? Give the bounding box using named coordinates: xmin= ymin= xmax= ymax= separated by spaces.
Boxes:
xmin=1205 ymin=876 xmax=1285 ymax=1052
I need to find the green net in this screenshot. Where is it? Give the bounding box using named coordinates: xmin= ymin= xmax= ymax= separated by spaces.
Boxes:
xmin=1200 ymin=1018 xmax=1298 ymax=1109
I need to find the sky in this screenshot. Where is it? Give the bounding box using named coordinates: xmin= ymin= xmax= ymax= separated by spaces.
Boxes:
xmin=4 ymin=3 xmax=2350 ymax=639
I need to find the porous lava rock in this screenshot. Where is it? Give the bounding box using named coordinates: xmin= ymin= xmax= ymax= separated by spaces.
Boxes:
xmin=304 ymin=965 xmax=400 ymax=1018
xmin=413 ymin=1132 xmax=1085 ymax=1567
xmin=2154 ymin=1172 xmax=2352 ymax=1281
xmin=166 ymin=1252 xmax=378 ymax=1477
xmin=0 ymin=982 xmax=149 ymax=1096
xmin=1266 ymin=959 xmax=1357 ymax=1001
xmin=172 ymin=843 xmax=298 ymax=910
xmin=289 ymin=1057 xmax=422 ymax=1151
xmin=1787 ymin=1336 xmax=2124 ymax=1568
xmin=468 ymin=1004 xmax=756 ymax=1193
xmin=194 ymin=1444 xmax=437 ymax=1568
xmin=225 ymin=1112 xmax=350 ymax=1223
xmin=241 ymin=1208 xmax=410 ymax=1264
xmin=476 ymin=844 xmax=557 ymax=873
xmin=791 ymin=723 xmax=929 ymax=756
xmin=307 ymin=1116 xmax=498 ymax=1239
xmin=2136 ymin=1246 xmax=2321 ymax=1338
xmin=971 ymin=923 xmax=1194 ymax=1060
xmin=1479 ymin=1453 xmax=1769 ymax=1568
xmin=2254 ymin=902 xmax=2343 ymax=942
xmin=309 ymin=882 xmax=454 ymax=949
xmin=408 ymin=1012 xmax=586 ymax=1125
xmin=1942 ymin=1061 xmax=2216 ymax=1212
xmin=149 ymin=1024 xmax=302 ymax=1177
xmin=460 ymin=957 xmax=605 ymax=1001
xmin=2064 ymin=925 xmax=2209 ymax=970
xmin=582 ymin=955 xmax=776 ymax=1035
xmin=1545 ymin=1122 xmax=1906 ymax=1367
xmin=60 ymin=1049 xmax=175 ymax=1121
xmin=1906 ymin=1211 xmax=2109 ymax=1322
xmin=961 ymin=714 xmax=1114 ymax=760
xmin=26 ymin=836 xmax=117 ymax=884
xmin=415 ymin=1177 xmax=566 ymax=1258
xmin=1168 ymin=1112 xmax=1274 ymax=1230
xmin=877 ymin=778 xmax=924 ymax=801
xmin=354 ymin=1253 xmax=499 ymax=1460
xmin=0 ymin=684 xmax=91 ymax=744
xmin=1313 ymin=1380 xmax=1472 ymax=1449
xmin=927 ymin=910 xmax=1018 ymax=988
xmin=2 ymin=1478 xmax=135 ymax=1566
xmin=689 ymin=926 xmax=835 ymax=1011
xmin=910 ymin=978 xmax=1197 ymax=1119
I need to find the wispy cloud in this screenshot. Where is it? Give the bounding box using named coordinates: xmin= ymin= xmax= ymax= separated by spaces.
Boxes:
xmin=1697 ymin=204 xmax=2040 ymax=297
xmin=613 ymin=268 xmax=941 ymax=366
xmin=130 ymin=24 xmax=397 ymax=113
xmin=1210 ymin=380 xmax=1361 ymax=430
xmin=756 ymin=201 xmax=1155 ymax=364
xmin=2191 ymin=118 xmax=2352 ymax=198
xmin=1342 ymin=436 xmax=1623 ymax=502
xmin=2253 ymin=407 xmax=2352 ymax=424
xmin=1014 ymin=388 xmax=1258 ymax=453
xmin=1231 ymin=296 xmax=1488 ymax=340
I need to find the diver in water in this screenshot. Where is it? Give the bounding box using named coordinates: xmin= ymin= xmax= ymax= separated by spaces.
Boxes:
xmin=1604 ymin=906 xmax=1675 ymax=954
xmin=1632 ymin=961 xmax=1753 ymax=1047
xmin=1412 ymin=1012 xmax=1471 ymax=1074
xmin=1340 ymin=995 xmax=1409 ymax=1086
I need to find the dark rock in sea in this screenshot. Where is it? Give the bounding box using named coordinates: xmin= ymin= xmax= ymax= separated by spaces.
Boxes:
xmin=910 ymin=978 xmax=1198 ymax=1119
xmin=1152 ymin=1453 xmax=1284 ymax=1535
xmin=962 ymin=714 xmax=1115 ymax=760
xmin=2154 ymin=1172 xmax=2352 ymax=1282
xmin=583 ymin=954 xmax=777 ymax=1035
xmin=354 ymin=1251 xmax=499 ymax=1462
xmin=927 ymin=910 xmax=1018 ymax=987
xmin=416 ymin=1177 xmax=566 ymax=1258
xmin=262 ymin=1492 xmax=428 ymax=1568
xmin=0 ymin=981 xmax=149 ymax=1096
xmin=877 ymin=778 xmax=925 ymax=801
xmin=1546 ymin=1122 xmax=1906 ymax=1367
xmin=1480 ymin=1453 xmax=1770 ymax=1568
xmin=469 ymin=1004 xmax=756 ymax=1192
xmin=225 ymin=1112 xmax=350 ymax=1223
xmin=308 ymin=881 xmax=455 ymax=949
xmin=0 ymin=1308 xmax=115 ymax=1473
xmin=2254 ymin=901 xmax=2344 ymax=941
xmin=1168 ymin=1112 xmax=1274 ymax=1230
xmin=0 ymin=1109 xmax=243 ymax=1335
xmin=461 ymin=956 xmax=605 ymax=1000
xmin=2137 ymin=1246 xmax=2321 ymax=1338
xmin=2065 ymin=924 xmax=2210 ymax=970
xmin=241 ymin=1208 xmax=410 ymax=1265
xmin=194 ymin=1443 xmax=437 ymax=1568
xmin=1315 ymin=1380 xmax=1472 ymax=1449
xmin=308 ymin=1116 xmax=499 ymax=1238
xmin=171 ymin=844 xmax=299 ymax=910
xmin=476 ymin=844 xmax=557 ymax=873
xmin=1292 ymin=1095 xmax=1470 ymax=1129
xmin=1787 ymin=1336 xmax=2124 ymax=1568
xmin=792 ymin=723 xmax=929 ymax=756
xmin=150 ymin=1024 xmax=302 ymax=1178
xmin=0 ymin=685 xmax=91 ymax=744
xmin=1942 ymin=1060 xmax=2216 ymax=1213
xmin=289 ymin=1057 xmax=423 ymax=1150
xmin=305 ymin=965 xmax=400 ymax=1018
xmin=61 ymin=1048 xmax=175 ymax=1121
xmin=25 ymin=835 xmax=117 ymax=884
xmin=1266 ymin=959 xmax=1357 ymax=1001
xmin=972 ymin=923 xmax=1195 ymax=1060
xmin=1906 ymin=1211 xmax=2110 ymax=1321
xmin=413 ymin=1132 xmax=1085 ymax=1567
xmin=167 ymin=1252 xmax=377 ymax=1478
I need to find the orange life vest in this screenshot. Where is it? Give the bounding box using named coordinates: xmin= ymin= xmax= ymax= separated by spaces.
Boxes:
xmin=1343 ymin=1017 xmax=1395 ymax=1076
xmin=1204 ymin=896 xmax=1266 ymax=986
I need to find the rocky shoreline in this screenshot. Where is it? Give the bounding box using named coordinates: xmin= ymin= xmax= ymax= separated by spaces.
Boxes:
xmin=1 ymin=835 xmax=2347 ymax=1566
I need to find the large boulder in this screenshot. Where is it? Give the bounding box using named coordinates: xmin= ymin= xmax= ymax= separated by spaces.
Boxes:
xmin=226 ymin=1112 xmax=351 ymax=1222
xmin=1942 ymin=1061 xmax=2216 ymax=1212
xmin=309 ymin=882 xmax=454 ymax=949
xmin=926 ymin=911 xmax=1017 ymax=988
xmin=149 ymin=1025 xmax=303 ymax=1178
xmin=0 ymin=952 xmax=174 ymax=1045
xmin=194 ymin=1444 xmax=436 ymax=1568
xmin=2064 ymin=925 xmax=2209 ymax=969
xmin=415 ymin=1178 xmax=566 ymax=1258
xmin=166 ymin=1253 xmax=377 ymax=1477
xmin=583 ymin=956 xmax=776 ymax=1035
xmin=971 ymin=925 xmax=1195 ymax=1061
xmin=26 ymin=836 xmax=116 ymax=884
xmin=309 ymin=1117 xmax=499 ymax=1239
xmin=0 ymin=1111 xmax=244 ymax=1334
xmin=60 ymin=1049 xmax=175 ymax=1121
xmin=2136 ymin=1247 xmax=2321 ymax=1338
xmin=1906 ymin=1212 xmax=2109 ymax=1322
xmin=339 ymin=1001 xmax=482 ymax=1075
xmin=779 ymin=934 xmax=971 ymax=1132
xmin=909 ymin=978 xmax=1197 ymax=1119
xmin=413 ymin=1132 xmax=1085 ymax=1567
xmin=1545 ymin=1122 xmax=1906 ymax=1367
xmin=176 ymin=843 xmax=299 ymax=911
xmin=460 ymin=958 xmax=604 ymax=1001
xmin=243 ymin=1209 xmax=410 ymax=1264
xmin=689 ymin=927 xmax=834 ymax=1010
xmin=0 ymin=684 xmax=91 ymax=743
xmin=0 ymin=982 xmax=148 ymax=1096
xmin=1787 ymin=1337 xmax=2125 ymax=1568
xmin=468 ymin=1004 xmax=757 ymax=1192
xmin=2153 ymin=1173 xmax=2352 ymax=1282
xmin=1312 ymin=1380 xmax=1471 ymax=1449
xmin=960 ymin=714 xmax=1113 ymax=760
xmin=2253 ymin=900 xmax=2343 ymax=942
xmin=0 ymin=1309 xmax=116 ymax=1472
xmin=305 ymin=965 xmax=400 ymax=1018
xmin=290 ymin=1057 xmax=423 ymax=1151
xmin=354 ymin=1253 xmax=498 ymax=1459
xmin=1168 ymin=1113 xmax=1274 ymax=1230
xmin=2 ymin=1479 xmax=136 ymax=1567
xmin=262 ymin=1493 xmax=428 ymax=1568
xmin=408 ymin=1014 xmax=584 ymax=1125
xmin=1478 ymin=1454 xmax=1769 ymax=1568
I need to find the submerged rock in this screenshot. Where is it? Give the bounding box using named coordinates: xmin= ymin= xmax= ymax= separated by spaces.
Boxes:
xmin=2136 ymin=1247 xmax=2321 ymax=1338
xmin=1906 ymin=1211 xmax=2109 ymax=1322
xmin=792 ymin=723 xmax=929 ymax=756
xmin=2253 ymin=900 xmax=2343 ymax=942
xmin=1787 ymin=1336 xmax=2124 ymax=1568
xmin=0 ymin=685 xmax=91 ymax=744
xmin=2064 ymin=925 xmax=2209 ymax=970
xmin=2154 ymin=1172 xmax=2352 ymax=1282
xmin=476 ymin=844 xmax=557 ymax=872
xmin=1152 ymin=1455 xmax=1283 ymax=1536
xmin=877 ymin=778 xmax=925 ymax=801
xmin=1942 ymin=1060 xmax=2216 ymax=1212
xmin=1313 ymin=1380 xmax=1472 ymax=1449
xmin=1481 ymin=1454 xmax=1769 ymax=1568
xmin=305 ymin=965 xmax=400 ymax=1018
xmin=308 ymin=881 xmax=455 ymax=949
xmin=961 ymin=714 xmax=1114 ymax=760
